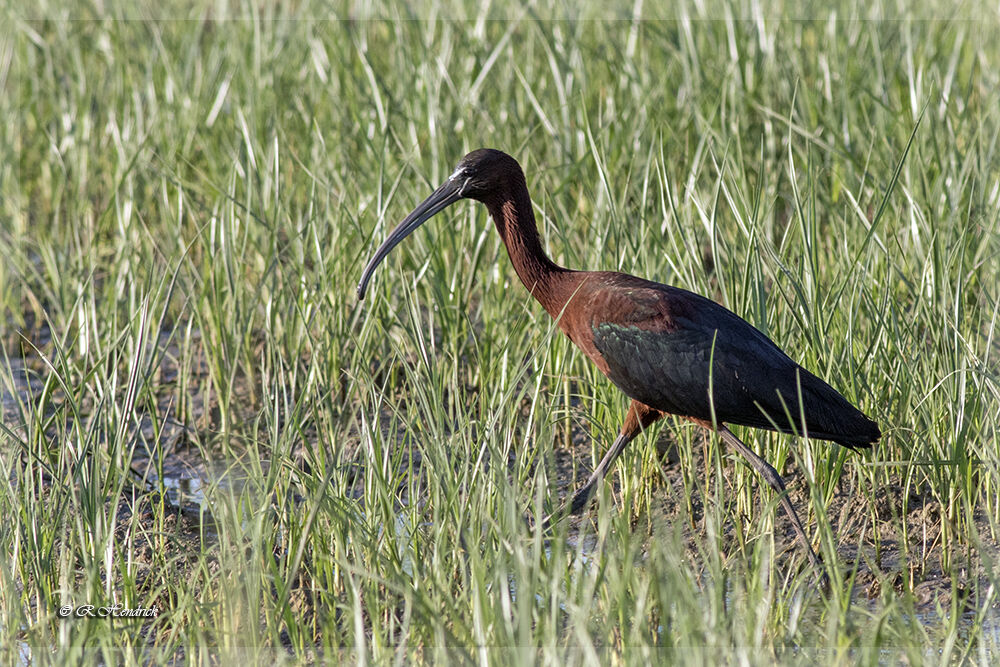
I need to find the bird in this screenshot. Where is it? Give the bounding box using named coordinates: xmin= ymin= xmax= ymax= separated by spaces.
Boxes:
xmin=357 ymin=148 xmax=881 ymax=574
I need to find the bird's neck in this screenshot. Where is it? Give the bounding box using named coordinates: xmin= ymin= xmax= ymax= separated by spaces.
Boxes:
xmin=484 ymin=183 xmax=572 ymax=317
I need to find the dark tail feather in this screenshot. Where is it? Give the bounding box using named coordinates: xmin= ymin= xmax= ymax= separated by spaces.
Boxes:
xmin=793 ymin=368 xmax=881 ymax=452
xmin=832 ymin=417 xmax=881 ymax=452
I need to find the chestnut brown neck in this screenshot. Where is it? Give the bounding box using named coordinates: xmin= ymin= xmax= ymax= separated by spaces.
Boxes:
xmin=481 ymin=177 xmax=575 ymax=319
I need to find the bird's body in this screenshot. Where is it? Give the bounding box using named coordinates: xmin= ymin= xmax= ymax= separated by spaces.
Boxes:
xmin=358 ymin=148 xmax=880 ymax=576
xmin=517 ymin=269 xmax=879 ymax=450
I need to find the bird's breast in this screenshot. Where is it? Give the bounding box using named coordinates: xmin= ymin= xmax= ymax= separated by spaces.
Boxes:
xmin=559 ymin=316 xmax=611 ymax=376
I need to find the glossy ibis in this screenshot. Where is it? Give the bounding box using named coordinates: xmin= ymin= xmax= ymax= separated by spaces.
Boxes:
xmin=358 ymin=148 xmax=880 ymax=573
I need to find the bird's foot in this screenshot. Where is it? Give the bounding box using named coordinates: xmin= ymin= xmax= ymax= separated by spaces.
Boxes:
xmin=532 ymin=484 xmax=598 ymax=534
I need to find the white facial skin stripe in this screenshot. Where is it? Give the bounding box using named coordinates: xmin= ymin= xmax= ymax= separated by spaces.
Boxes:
xmin=449 ymin=166 xmax=464 ymax=181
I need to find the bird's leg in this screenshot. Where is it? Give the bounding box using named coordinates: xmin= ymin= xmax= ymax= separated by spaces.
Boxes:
xmin=541 ymin=401 xmax=664 ymax=530
xmin=715 ymin=424 xmax=826 ymax=581
xmin=539 ymin=434 xmax=634 ymax=531
xmin=565 ymin=431 xmax=635 ymax=514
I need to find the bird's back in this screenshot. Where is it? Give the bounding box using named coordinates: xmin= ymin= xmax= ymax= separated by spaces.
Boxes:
xmin=560 ymin=272 xmax=880 ymax=449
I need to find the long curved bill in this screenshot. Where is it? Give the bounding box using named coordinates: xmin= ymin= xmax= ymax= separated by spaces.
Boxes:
xmin=357 ymin=178 xmax=465 ymax=300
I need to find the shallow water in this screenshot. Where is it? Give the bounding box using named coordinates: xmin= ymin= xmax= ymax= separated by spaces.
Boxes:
xmin=130 ymin=454 xmax=251 ymax=512
xmin=1 ymin=358 xmax=44 ymax=428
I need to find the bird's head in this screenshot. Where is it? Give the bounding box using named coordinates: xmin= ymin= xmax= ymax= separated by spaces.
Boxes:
xmin=356 ymin=148 xmax=521 ymax=300
xmin=443 ymin=148 xmax=522 ymax=201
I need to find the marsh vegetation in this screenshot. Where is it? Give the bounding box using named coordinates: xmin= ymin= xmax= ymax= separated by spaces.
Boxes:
xmin=2 ymin=1 xmax=999 ymax=663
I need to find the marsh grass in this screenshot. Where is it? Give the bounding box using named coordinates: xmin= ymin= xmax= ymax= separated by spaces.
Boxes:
xmin=2 ymin=0 xmax=999 ymax=663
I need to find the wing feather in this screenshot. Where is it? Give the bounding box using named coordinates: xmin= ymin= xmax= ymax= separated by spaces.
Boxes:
xmin=588 ymin=281 xmax=879 ymax=448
